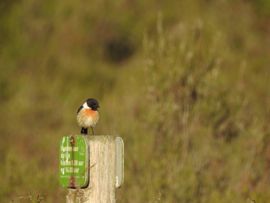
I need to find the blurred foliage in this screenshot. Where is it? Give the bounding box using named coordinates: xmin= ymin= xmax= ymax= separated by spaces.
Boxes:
xmin=0 ymin=0 xmax=269 ymax=202
xmin=251 ymin=0 xmax=270 ymax=17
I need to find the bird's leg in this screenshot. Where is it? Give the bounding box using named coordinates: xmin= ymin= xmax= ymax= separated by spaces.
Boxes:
xmin=91 ymin=127 xmax=95 ymax=135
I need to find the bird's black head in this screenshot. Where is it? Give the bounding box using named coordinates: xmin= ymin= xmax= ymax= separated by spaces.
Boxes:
xmin=86 ymin=98 xmax=100 ymax=110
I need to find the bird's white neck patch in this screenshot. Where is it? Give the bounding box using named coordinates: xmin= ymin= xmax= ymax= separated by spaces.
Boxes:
xmin=83 ymin=102 xmax=90 ymax=109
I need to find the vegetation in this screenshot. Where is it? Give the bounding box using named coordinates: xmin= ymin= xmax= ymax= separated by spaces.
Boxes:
xmin=0 ymin=0 xmax=269 ymax=202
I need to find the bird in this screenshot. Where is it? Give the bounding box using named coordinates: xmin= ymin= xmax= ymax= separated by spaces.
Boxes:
xmin=77 ymin=98 xmax=100 ymax=135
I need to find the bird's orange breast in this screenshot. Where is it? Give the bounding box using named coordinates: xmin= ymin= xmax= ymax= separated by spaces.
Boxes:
xmin=77 ymin=108 xmax=99 ymax=128
xmin=83 ymin=109 xmax=97 ymax=117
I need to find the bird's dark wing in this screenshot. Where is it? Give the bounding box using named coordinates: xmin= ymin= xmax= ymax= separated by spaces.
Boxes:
xmin=77 ymin=105 xmax=83 ymax=114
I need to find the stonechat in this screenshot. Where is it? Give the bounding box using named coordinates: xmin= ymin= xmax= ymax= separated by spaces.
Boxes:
xmin=77 ymin=98 xmax=100 ymax=135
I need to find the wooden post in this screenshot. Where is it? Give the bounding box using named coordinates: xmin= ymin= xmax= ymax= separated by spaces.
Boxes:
xmin=66 ymin=136 xmax=123 ymax=203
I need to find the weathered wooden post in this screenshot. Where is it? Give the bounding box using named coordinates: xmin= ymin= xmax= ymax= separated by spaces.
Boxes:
xmin=60 ymin=135 xmax=124 ymax=203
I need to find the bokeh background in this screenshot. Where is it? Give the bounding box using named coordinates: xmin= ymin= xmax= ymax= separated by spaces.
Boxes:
xmin=0 ymin=0 xmax=270 ymax=202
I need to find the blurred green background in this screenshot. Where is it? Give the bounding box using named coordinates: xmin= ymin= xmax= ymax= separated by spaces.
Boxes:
xmin=0 ymin=0 xmax=269 ymax=202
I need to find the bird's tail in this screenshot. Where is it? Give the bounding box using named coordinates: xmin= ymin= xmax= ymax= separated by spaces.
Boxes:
xmin=81 ymin=127 xmax=88 ymax=135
